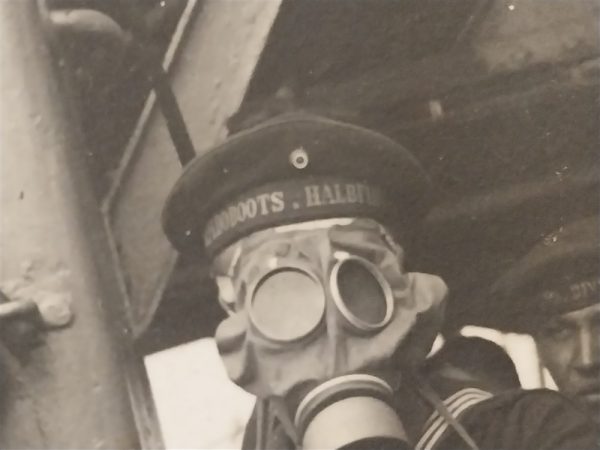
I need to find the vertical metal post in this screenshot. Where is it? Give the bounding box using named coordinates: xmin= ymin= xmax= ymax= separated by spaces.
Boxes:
xmin=0 ymin=2 xmax=144 ymax=448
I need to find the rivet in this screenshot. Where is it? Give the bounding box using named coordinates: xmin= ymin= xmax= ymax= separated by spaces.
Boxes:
xmin=37 ymin=294 xmax=73 ymax=327
xmin=290 ymin=147 xmax=309 ymax=169
xmin=429 ymin=100 xmax=444 ymax=120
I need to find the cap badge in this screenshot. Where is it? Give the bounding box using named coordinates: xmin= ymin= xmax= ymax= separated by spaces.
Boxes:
xmin=290 ymin=147 xmax=309 ymax=169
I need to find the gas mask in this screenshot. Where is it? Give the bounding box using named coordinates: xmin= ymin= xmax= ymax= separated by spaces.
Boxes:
xmin=211 ymin=217 xmax=447 ymax=449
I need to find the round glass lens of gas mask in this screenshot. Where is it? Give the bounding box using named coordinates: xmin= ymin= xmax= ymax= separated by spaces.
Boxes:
xmin=331 ymin=258 xmax=393 ymax=331
xmin=250 ymin=269 xmax=325 ymax=342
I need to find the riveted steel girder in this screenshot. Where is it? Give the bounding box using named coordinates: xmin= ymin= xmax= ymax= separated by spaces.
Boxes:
xmin=102 ymin=0 xmax=282 ymax=338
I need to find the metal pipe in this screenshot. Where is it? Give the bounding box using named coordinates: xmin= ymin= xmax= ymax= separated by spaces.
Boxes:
xmin=0 ymin=2 xmax=146 ymax=447
xmin=0 ymin=300 xmax=38 ymax=322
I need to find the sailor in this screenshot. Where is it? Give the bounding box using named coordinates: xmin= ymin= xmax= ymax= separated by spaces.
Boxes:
xmin=162 ymin=112 xmax=451 ymax=449
xmin=163 ymin=112 xmax=598 ymax=449
xmin=492 ymin=216 xmax=600 ymax=425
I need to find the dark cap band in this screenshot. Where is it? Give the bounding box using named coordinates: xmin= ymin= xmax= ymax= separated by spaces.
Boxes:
xmin=537 ymin=275 xmax=600 ymax=315
xmin=203 ymin=177 xmax=391 ymax=254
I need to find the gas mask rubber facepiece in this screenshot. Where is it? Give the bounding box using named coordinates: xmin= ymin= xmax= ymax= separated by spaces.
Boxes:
xmin=211 ymin=217 xmax=447 ymax=449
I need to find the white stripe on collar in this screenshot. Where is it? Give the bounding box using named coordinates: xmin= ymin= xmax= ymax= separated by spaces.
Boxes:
xmin=416 ymin=388 xmax=492 ymax=450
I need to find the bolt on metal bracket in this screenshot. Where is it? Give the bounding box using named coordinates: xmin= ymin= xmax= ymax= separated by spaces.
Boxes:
xmin=0 ymin=288 xmax=73 ymax=329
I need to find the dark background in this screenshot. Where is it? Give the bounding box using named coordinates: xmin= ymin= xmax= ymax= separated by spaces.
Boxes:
xmin=47 ymin=0 xmax=600 ymax=353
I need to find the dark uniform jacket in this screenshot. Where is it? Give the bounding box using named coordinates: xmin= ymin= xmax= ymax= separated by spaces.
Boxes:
xmin=242 ymin=388 xmax=599 ymax=450
xmin=416 ymin=387 xmax=598 ymax=450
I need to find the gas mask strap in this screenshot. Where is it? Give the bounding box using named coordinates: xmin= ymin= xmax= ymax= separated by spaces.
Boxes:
xmin=269 ymin=396 xmax=300 ymax=448
xmin=410 ymin=371 xmax=480 ymax=450
xmin=255 ymin=399 xmax=268 ymax=450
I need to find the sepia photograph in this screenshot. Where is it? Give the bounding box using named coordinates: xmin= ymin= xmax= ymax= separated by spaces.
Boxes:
xmin=0 ymin=0 xmax=598 ymax=448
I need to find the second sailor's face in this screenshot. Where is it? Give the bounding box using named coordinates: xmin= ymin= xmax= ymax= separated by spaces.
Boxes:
xmin=535 ymin=303 xmax=600 ymax=420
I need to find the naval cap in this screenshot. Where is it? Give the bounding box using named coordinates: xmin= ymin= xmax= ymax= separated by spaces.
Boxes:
xmin=491 ymin=216 xmax=600 ymax=329
xmin=162 ymin=113 xmax=432 ymax=257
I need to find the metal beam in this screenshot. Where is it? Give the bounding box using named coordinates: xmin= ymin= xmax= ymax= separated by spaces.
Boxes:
xmin=304 ymin=0 xmax=599 ymax=115
xmin=0 ymin=2 xmax=146 ymax=447
xmin=102 ymin=0 xmax=282 ymax=338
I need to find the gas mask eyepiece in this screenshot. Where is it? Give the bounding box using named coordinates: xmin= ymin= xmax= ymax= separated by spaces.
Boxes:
xmin=250 ymin=267 xmax=325 ymax=342
xmin=330 ymin=254 xmax=394 ymax=332
xmin=247 ymin=253 xmax=395 ymax=343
